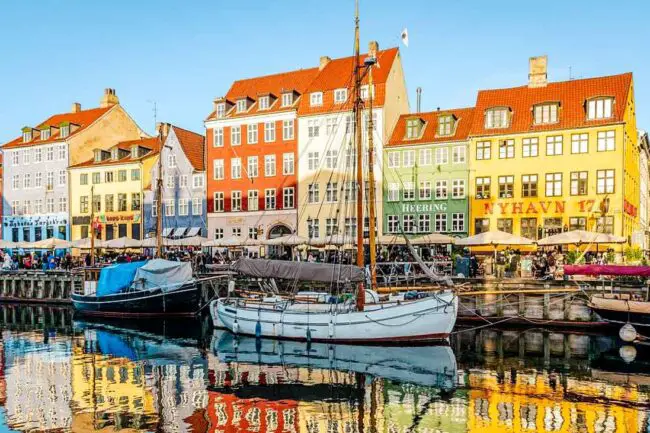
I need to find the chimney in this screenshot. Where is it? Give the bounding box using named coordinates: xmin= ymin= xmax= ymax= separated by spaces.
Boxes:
xmin=319 ymin=56 xmax=331 ymax=71
xmin=99 ymin=88 xmax=120 ymax=108
xmin=71 ymin=102 xmax=81 ymax=113
xmin=416 ymin=87 xmax=422 ymax=113
xmin=156 ymin=122 xmax=170 ymax=140
xmin=528 ymin=55 xmax=548 ymax=88
xmin=368 ymin=41 xmax=379 ymax=59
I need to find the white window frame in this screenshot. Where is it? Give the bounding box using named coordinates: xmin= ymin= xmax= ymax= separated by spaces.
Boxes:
xmin=264 ymin=155 xmax=276 ymax=177
xmin=213 ymin=128 xmax=224 ymax=147
xmin=264 ymin=122 xmax=276 ymax=142
xmin=231 ymin=126 xmax=241 ymax=146
xmin=248 ymin=190 xmax=259 ymax=211
xmin=213 ymin=192 xmax=224 ymax=212
xmin=231 ymin=158 xmax=242 ymax=179
xmin=283 ymin=120 xmax=294 ymax=140
xmin=597 ymin=130 xmax=615 ymax=151
xmin=213 ymin=159 xmax=224 ymax=180
xmin=247 ymin=124 xmax=258 ymax=144
xmin=310 ymin=92 xmax=323 ymax=107
xmin=283 ymin=153 xmax=295 ymax=175
xmin=546 ymin=135 xmax=563 ymax=156
xmin=334 ymin=88 xmax=348 ymax=104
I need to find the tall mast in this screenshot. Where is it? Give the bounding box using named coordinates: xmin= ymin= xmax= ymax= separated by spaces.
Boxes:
xmin=354 ymin=0 xmax=364 ymax=269
xmin=156 ymin=126 xmax=164 ymax=258
xmin=367 ymin=65 xmax=378 ymax=290
xmin=90 ymin=184 xmax=95 ymax=266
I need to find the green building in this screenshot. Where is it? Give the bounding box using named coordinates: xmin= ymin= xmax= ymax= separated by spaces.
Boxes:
xmin=383 ymin=108 xmax=474 ymax=238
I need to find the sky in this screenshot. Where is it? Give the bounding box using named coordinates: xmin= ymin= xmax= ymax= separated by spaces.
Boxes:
xmin=0 ymin=0 xmax=649 ymax=144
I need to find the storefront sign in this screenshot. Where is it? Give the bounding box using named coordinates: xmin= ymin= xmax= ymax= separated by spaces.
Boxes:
xmin=72 ymin=216 xmax=91 ymax=226
xmin=624 ymin=199 xmax=638 ymax=217
xmin=99 ymin=213 xmax=141 ymax=223
xmin=3 ymin=215 xmax=68 ymax=227
xmin=401 ymin=203 xmax=448 ymax=213
xmin=482 ymin=199 xmax=607 ymax=215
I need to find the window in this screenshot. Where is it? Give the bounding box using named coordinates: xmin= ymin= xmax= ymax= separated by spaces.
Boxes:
xmin=23 ymin=173 xmax=31 ymax=188
xmin=437 ymin=115 xmax=453 ymax=136
xmin=546 ymin=135 xmax=563 ymax=156
xmin=452 ymin=179 xmax=466 ymax=198
xmin=325 ymin=150 xmax=338 ymax=169
xmin=435 ymin=180 xmax=448 ymax=199
xmin=476 ymin=141 xmax=491 ymax=160
xmin=23 ymin=149 xmax=30 ymax=164
xmin=93 ymin=195 xmax=102 ymax=213
xmin=307 ymin=218 xmax=320 ymax=238
xmin=387 ymin=215 xmax=400 ymax=233
xmin=166 ymin=175 xmax=175 ymax=188
xmin=403 ymin=182 xmax=415 ymax=201
xmin=570 ymin=217 xmax=587 ymax=231
xmin=452 ymin=213 xmax=465 ymax=232
xmin=164 ymin=199 xmax=175 ymax=216
xmin=213 ymin=192 xmax=224 ymax=212
xmin=403 ymin=215 xmax=416 ymax=233
xmin=521 ymin=218 xmax=537 ymax=239
xmin=11 ymin=151 xmax=19 ymax=166
xmin=283 ymin=153 xmax=294 ymax=175
xmin=192 ymin=174 xmax=204 ymax=188
xmin=33 ymin=148 xmax=42 ymax=163
xmin=247 ymin=124 xmax=258 ymax=144
xmin=243 ymin=156 xmax=257 ymax=179
xmin=498 ymin=176 xmax=514 ymax=198
xmin=360 ymin=85 xmax=373 ymax=100
xmin=435 ymin=214 xmax=447 ymax=232
xmin=281 ymin=92 xmax=293 ymax=107
xmin=522 ymin=138 xmax=538 ymax=157
xmin=264 ymin=155 xmax=276 ymax=176
xmin=475 ymin=177 xmax=491 ymax=199
xmin=131 ymin=193 xmax=141 ymax=211
xmin=545 ymin=173 xmax=562 ymax=197
xmin=587 ymin=97 xmax=613 ymax=120
xmin=167 ymin=153 xmax=177 ymax=168
xmin=46 ymin=146 xmax=54 ymax=161
xmin=283 ymin=187 xmax=295 ymax=209
xmin=419 ymin=149 xmax=432 ymax=166
xmin=402 ymin=150 xmax=415 ymax=167
xmin=522 ymin=174 xmax=538 ymax=197
xmin=59 ymin=170 xmax=66 ymax=186
xmin=231 ymin=158 xmax=242 ymax=179
xmin=11 ymin=174 xmax=19 ymax=190
xmin=597 ymin=169 xmax=615 ymax=194
xmin=345 ymin=147 xmax=356 ymax=168
xmin=419 ymin=181 xmax=431 ymax=200
xmin=345 ymin=217 xmax=358 ymax=237
xmin=22 ymin=201 xmax=31 ymax=215
xmin=334 ymin=88 xmax=347 ymax=103
xmin=310 ymin=92 xmax=323 ymax=106
xmin=345 ymin=115 xmax=353 ymax=134
xmin=179 ymin=175 xmax=188 ymax=188
xmin=325 ymin=218 xmax=338 ymax=236
xmin=326 ymin=118 xmax=337 ymax=135
xmin=152 ymin=200 xmax=158 ymax=217
xmin=434 ymin=147 xmax=448 ymax=165
xmin=570 ymin=171 xmax=588 ymax=195
xmin=497 ymin=218 xmax=513 ymax=234
xmin=308 ymin=152 xmax=320 ymax=170
xmin=533 ymin=103 xmax=559 ymax=124
xmin=47 ymin=171 xmax=54 ymax=189
xmin=80 ymin=196 xmax=89 ymax=213
xmin=247 ymin=190 xmax=259 ymax=211
xmin=307 ymin=120 xmax=320 ymax=138
xmin=308 ymin=184 xmax=320 ymax=203
xmin=258 ymin=96 xmax=269 ymax=110
xmin=264 ymin=122 xmax=275 ymax=142
xmin=597 ymin=216 xmax=614 ymax=234
xmin=60 ymin=125 xmax=70 ymax=138
xmin=35 ymin=172 xmax=42 ymax=188
xmin=34 ymin=199 xmax=43 ymax=214
xmin=213 ymin=128 xmax=223 ymax=147
xmin=387 ymin=151 xmax=400 ymax=168
xmin=231 ymin=191 xmax=242 ymax=211
xmin=192 ymin=197 xmax=202 ymax=215
xmin=485 ymin=108 xmax=509 ymax=129
xmin=213 ymin=159 xmax=224 ymax=180
xmin=406 ymin=119 xmax=422 ymax=139
xmin=131 ymin=169 xmax=140 ymax=181
xmin=105 ymin=194 xmax=114 ymax=212
xmin=118 ymin=193 xmax=127 ymax=212
xmin=571 ymin=133 xmax=588 ymax=154
xmin=265 ymin=189 xmax=276 ymax=210
xmin=47 ymin=198 xmax=55 ymax=213
xmin=104 ymin=171 xmax=113 ymax=183
xmin=498 ymin=139 xmax=514 ymax=159
xmin=41 ymin=128 xmax=50 ymax=140
xmin=236 ymin=99 xmax=247 ymax=113
xmin=231 ymin=126 xmax=241 ymax=146
xmin=597 ymin=130 xmax=615 ymax=151
xmin=418 ymin=214 xmax=431 ymax=233
xmin=215 ymin=103 xmax=226 ymax=118
xmin=452 ymin=146 xmax=466 ymax=164
xmin=214 ymin=228 xmax=224 ymax=239
xmin=326 ymin=182 xmax=338 ymax=202
xmin=343 ymin=181 xmax=357 ymax=201
xmin=283 ymin=120 xmax=294 ymax=140
xmin=11 ymin=201 xmax=19 ymax=215
xmin=385 ymin=183 xmax=398 ymax=201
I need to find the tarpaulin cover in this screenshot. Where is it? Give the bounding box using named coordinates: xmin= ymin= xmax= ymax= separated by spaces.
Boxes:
xmin=97 ymin=261 xmax=147 ymax=296
xmin=95 ymin=330 xmax=138 ymax=360
xmin=564 ymin=264 xmax=650 ymax=277
xmin=232 ymin=258 xmax=365 ymax=283
xmin=132 ymin=259 xmax=193 ymax=291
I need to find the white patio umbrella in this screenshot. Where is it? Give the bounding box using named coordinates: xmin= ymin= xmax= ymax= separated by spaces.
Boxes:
xmin=104 ymin=236 xmax=142 ymax=249
xmin=169 ymin=236 xmax=209 ymax=247
xmin=319 ymin=234 xmax=356 ymax=247
xmin=202 ymin=235 xmax=249 ymax=248
xmin=140 ymin=237 xmax=173 ymax=248
xmin=71 ymin=237 xmax=106 ymax=249
xmin=455 ymin=230 xmax=534 ymax=247
xmin=409 ymin=233 xmax=456 ymax=245
xmin=25 ymin=237 xmax=73 ymax=249
xmin=0 ymin=239 xmax=20 ymax=249
xmin=536 ymin=230 xmax=626 ymax=246
xmin=264 ymin=234 xmax=309 ymax=247
xmin=376 ymin=234 xmax=407 ymax=245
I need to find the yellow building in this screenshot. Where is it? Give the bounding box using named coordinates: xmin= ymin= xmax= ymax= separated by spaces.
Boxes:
xmin=469 ymin=56 xmax=638 ymax=244
xmin=69 ymin=137 xmax=159 ymax=241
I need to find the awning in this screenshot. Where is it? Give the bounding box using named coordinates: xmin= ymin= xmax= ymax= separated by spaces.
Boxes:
xmin=186 ymin=227 xmax=201 ymax=237
xmin=172 ymin=227 xmax=187 ymax=237
xmin=162 ymin=228 xmax=173 ymax=237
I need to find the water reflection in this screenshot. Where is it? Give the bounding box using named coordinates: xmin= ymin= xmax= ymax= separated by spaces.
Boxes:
xmin=0 ymin=304 xmax=647 ymax=432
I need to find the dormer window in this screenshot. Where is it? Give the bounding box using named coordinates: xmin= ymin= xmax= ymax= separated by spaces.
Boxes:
xmin=60 ymin=124 xmax=70 ymax=138
xmin=236 ymin=99 xmax=247 ymax=113
xmin=131 ymin=145 xmax=139 ymax=158
xmin=587 ymin=97 xmax=614 ymax=120
xmin=94 ymin=150 xmax=102 ymax=163
xmin=533 ymin=103 xmax=559 ymax=125
xmin=405 ymin=118 xmax=423 ymax=139
xmin=438 ymin=115 xmax=455 ymax=136
xmin=216 ymin=103 xmax=226 ymax=118
xmin=485 ymin=107 xmax=510 ymax=129
xmin=111 ymin=148 xmax=119 ymax=160
xmin=40 ymin=127 xmax=50 ymax=140
xmin=258 ymin=96 xmax=270 ymax=110
xmin=310 ymin=92 xmax=323 ymax=107
xmin=282 ymin=93 xmax=293 ymax=107
xmin=360 ymin=85 xmax=374 ymax=101
xmin=334 ymin=88 xmax=347 ymax=104
xmin=22 ymin=129 xmax=32 ymax=143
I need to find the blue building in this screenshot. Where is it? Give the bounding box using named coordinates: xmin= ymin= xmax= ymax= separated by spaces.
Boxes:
xmin=144 ymin=123 xmax=206 ymax=239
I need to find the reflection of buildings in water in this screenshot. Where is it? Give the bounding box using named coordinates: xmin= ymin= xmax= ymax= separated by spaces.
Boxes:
xmin=207 ymin=392 xmax=299 ymax=433
xmin=2 ymin=331 xmax=73 ymax=431
xmin=0 ymin=339 xmax=5 ymax=406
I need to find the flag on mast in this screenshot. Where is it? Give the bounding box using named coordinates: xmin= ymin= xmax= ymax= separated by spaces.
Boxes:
xmin=401 ymin=28 xmax=409 ymax=47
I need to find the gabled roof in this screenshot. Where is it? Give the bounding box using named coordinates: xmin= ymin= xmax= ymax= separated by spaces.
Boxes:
xmin=206 ymin=68 xmax=319 ymax=121
xmin=387 ymin=107 xmax=475 ymax=147
xmin=171 ymin=125 xmax=205 ymax=171
xmin=470 ymin=72 xmax=633 ymax=137
xmin=2 ymin=106 xmax=113 ymax=149
xmin=298 ymin=47 xmax=400 ymax=116
xmin=69 ymin=137 xmax=159 ymax=169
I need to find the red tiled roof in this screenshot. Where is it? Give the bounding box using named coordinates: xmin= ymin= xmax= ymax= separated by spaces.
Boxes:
xmin=69 ymin=137 xmax=159 ymax=168
xmin=206 ymin=68 xmax=320 ymax=120
xmin=387 ymin=107 xmax=475 ymax=146
xmin=2 ymin=106 xmax=113 ymax=149
xmin=172 ymin=125 xmax=205 ymax=171
xmin=298 ymin=47 xmax=399 ymax=116
xmin=470 ymin=73 xmax=633 ymax=137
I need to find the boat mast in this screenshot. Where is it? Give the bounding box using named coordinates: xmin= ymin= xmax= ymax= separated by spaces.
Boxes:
xmin=367 ymin=64 xmax=378 ymax=290
xmin=353 ymin=0 xmax=365 ymax=311
xmin=156 ymin=125 xmax=164 ymax=258
xmin=90 ymin=184 xmax=95 ymax=266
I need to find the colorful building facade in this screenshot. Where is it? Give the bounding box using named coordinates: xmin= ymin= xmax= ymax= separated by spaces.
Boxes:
xmin=144 ymin=123 xmax=206 ymax=239
xmin=1 ymin=89 xmax=145 ymax=242
xmin=69 ymin=137 xmax=159 ymax=241
xmin=384 ymin=108 xmax=474 ymax=238
xmin=468 ymin=57 xmax=639 ymax=241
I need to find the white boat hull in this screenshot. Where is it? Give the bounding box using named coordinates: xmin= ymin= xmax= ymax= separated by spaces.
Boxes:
xmin=211 ymin=291 xmax=457 ymax=344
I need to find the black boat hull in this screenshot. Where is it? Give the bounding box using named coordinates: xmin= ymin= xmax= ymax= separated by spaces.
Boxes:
xmin=71 ymin=283 xmax=201 ymax=318
xmin=591 ymin=307 xmax=650 ymax=327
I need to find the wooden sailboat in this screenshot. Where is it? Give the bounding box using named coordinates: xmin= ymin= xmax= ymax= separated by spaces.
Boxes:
xmin=210 ymin=1 xmax=458 ymax=343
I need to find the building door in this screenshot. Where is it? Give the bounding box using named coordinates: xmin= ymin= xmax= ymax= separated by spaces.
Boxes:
xmin=267 ymin=224 xmax=292 ymax=259
xmin=118 ymin=224 xmax=127 ymax=238
xmin=106 ymin=225 xmax=114 ymax=241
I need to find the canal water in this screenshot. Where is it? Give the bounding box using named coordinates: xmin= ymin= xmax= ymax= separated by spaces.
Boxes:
xmin=0 ymin=305 xmax=648 ymax=433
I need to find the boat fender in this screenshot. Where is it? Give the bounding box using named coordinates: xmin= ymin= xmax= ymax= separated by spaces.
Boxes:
xmin=306 ymin=328 xmax=312 ymax=342
xmin=233 ymin=320 xmax=239 ymax=334
xmin=619 ymin=323 xmax=637 ymax=342
xmin=255 ymin=321 xmax=262 ymax=338
xmin=328 ymin=321 xmax=334 ymax=338
xmin=228 ymin=280 xmax=236 ymax=294
xmin=620 ymin=345 xmax=637 ymax=363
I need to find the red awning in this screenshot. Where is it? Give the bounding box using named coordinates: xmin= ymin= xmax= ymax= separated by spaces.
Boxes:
xmin=564 ymin=265 xmax=650 ymax=277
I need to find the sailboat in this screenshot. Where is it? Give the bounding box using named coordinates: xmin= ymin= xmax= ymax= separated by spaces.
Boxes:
xmin=210 ymin=1 xmax=458 ymax=344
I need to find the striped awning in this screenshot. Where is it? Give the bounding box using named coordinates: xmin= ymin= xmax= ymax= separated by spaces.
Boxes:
xmin=186 ymin=227 xmax=201 ymax=237
xmin=162 ymin=228 xmax=173 ymax=237
xmin=172 ymin=227 xmax=187 ymax=237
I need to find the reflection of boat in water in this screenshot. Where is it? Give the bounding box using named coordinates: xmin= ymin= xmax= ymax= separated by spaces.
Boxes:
xmin=212 ymin=330 xmax=457 ymax=390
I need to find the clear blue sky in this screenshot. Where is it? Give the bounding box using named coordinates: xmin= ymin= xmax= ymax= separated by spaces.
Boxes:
xmin=1 ymin=0 xmax=648 ymax=144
